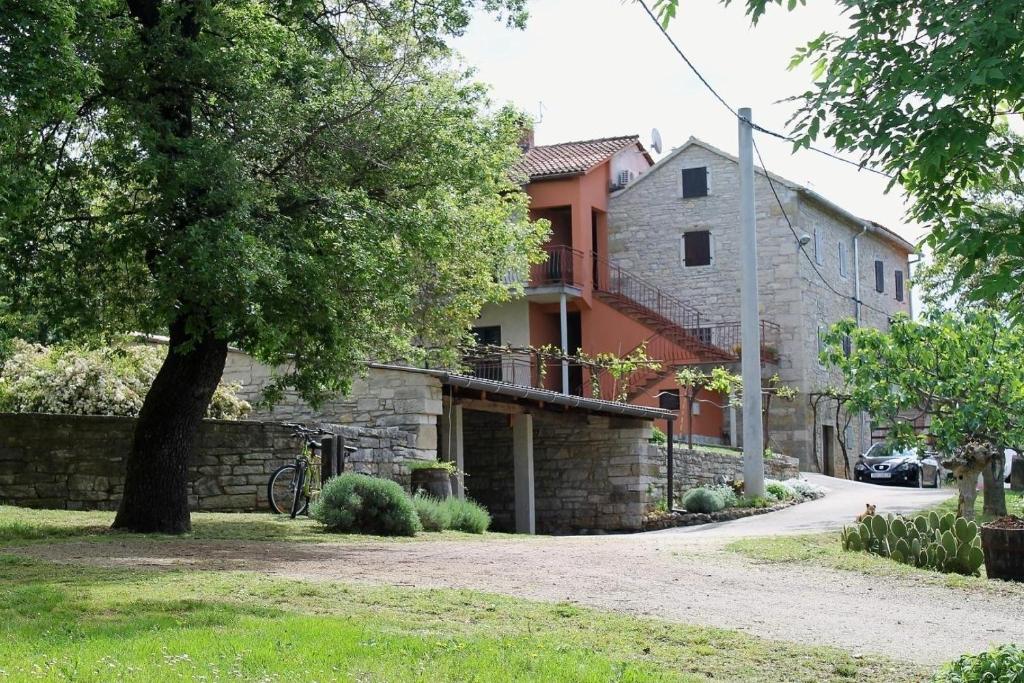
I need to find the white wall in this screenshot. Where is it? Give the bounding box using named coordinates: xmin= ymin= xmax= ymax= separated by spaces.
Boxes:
xmin=474 ymin=299 xmax=533 ymax=386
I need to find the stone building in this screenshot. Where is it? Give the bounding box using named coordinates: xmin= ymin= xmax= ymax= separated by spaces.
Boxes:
xmin=608 ymin=137 xmax=914 ymax=473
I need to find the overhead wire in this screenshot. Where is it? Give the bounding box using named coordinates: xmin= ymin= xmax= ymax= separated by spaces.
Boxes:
xmin=636 ymin=0 xmax=897 ymax=319
xmin=635 ymin=0 xmax=894 ymax=180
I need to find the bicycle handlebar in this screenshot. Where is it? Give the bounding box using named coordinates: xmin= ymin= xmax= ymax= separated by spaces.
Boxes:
xmin=280 ymin=422 xmax=335 ymax=436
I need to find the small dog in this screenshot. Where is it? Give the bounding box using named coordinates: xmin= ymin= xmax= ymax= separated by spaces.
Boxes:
xmin=855 ymin=503 xmax=877 ymax=522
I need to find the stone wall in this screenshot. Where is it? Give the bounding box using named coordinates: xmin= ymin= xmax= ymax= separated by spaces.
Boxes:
xmin=461 ymin=407 xmax=660 ymax=534
xmin=221 ymin=351 xmax=441 ymax=467
xmin=0 ymin=412 xmax=415 ymax=511
xmin=644 ymin=445 xmax=800 ymax=504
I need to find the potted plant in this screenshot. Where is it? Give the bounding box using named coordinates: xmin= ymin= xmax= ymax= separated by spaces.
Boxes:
xmin=408 ymin=460 xmax=456 ymax=499
xmin=980 ymin=515 xmax=1024 ymax=581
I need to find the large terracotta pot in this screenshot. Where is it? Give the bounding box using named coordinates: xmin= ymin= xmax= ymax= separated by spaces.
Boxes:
xmin=410 ymin=466 xmax=453 ymax=499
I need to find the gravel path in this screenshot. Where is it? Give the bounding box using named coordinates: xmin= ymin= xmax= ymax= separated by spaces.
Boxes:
xmin=10 ymin=476 xmax=1018 ymax=666
xmin=17 ymin=529 xmax=1022 ymax=666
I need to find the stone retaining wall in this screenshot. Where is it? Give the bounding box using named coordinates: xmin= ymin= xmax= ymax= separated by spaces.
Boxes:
xmin=0 ymin=412 xmax=414 ymax=511
xmin=644 ymin=445 xmax=800 ymax=504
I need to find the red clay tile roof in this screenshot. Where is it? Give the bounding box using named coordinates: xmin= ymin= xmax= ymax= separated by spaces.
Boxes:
xmin=514 ymin=135 xmax=646 ymax=181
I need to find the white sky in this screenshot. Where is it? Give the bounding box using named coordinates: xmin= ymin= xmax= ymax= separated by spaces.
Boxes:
xmin=452 ymin=0 xmax=925 ymax=245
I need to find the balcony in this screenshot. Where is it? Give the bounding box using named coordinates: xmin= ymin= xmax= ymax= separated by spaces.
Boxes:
xmin=528 ymin=244 xmax=586 ymax=289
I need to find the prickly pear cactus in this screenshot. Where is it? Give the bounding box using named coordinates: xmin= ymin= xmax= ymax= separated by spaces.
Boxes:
xmin=839 ymin=510 xmax=985 ymax=576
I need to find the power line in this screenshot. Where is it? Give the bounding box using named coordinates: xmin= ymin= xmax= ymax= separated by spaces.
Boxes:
xmin=635 ymin=0 xmax=894 ymax=180
xmin=636 ymin=0 xmax=895 ymax=319
xmin=636 ymin=0 xmax=737 ymax=118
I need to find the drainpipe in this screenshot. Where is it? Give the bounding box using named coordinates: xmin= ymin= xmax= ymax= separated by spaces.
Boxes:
xmin=852 ymin=225 xmax=868 ymax=456
xmin=853 ymin=225 xmax=868 ymax=325
xmin=559 ymin=292 xmax=569 ymax=395
xmin=907 ymin=253 xmax=923 ymax=320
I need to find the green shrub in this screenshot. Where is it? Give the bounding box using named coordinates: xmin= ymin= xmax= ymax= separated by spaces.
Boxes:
xmin=443 ymin=497 xmax=491 ymax=533
xmin=311 ymin=473 xmax=421 ymax=536
xmin=765 ymin=480 xmax=795 ymax=501
xmin=736 ymin=495 xmax=773 ymax=508
xmin=682 ymin=487 xmax=726 ymax=514
xmin=649 ymin=426 xmax=667 ymax=445
xmin=708 ymin=484 xmax=738 ymax=508
xmin=408 ymin=460 xmax=457 ymax=474
xmin=0 ymin=339 xmax=250 ymax=418
xmin=934 ymin=644 xmax=1024 ymax=682
xmin=412 ymin=493 xmax=452 ymax=532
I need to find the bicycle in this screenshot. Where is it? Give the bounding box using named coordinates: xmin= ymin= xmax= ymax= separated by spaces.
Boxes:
xmin=267 ymin=423 xmax=351 ymax=518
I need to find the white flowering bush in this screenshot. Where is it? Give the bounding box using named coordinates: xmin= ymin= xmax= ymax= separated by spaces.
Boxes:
xmin=783 ymin=477 xmax=828 ymax=502
xmin=0 ymin=340 xmax=251 ymax=419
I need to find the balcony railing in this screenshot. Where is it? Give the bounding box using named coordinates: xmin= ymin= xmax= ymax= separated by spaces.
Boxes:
xmin=702 ymin=321 xmax=781 ymax=362
xmin=528 ymin=244 xmax=586 ymax=288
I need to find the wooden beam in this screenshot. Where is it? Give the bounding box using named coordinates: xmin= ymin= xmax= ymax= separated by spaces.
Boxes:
xmin=457 ymin=397 xmax=527 ymax=415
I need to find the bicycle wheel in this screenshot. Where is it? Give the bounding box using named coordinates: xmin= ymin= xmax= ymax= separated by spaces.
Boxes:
xmin=290 ymin=460 xmax=308 ymax=519
xmin=268 ymin=464 xmax=306 ymax=516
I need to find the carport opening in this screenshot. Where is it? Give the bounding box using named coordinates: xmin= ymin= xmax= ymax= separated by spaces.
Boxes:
xmin=462 ymin=409 xmax=516 ymax=532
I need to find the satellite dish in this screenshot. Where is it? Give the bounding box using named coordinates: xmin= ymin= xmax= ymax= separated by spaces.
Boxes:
xmin=650 ymin=128 xmax=663 ymax=155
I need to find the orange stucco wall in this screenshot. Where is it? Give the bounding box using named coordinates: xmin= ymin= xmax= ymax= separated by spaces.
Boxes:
xmin=517 ymin=157 xmax=724 ymax=440
xmin=528 ymin=303 xmax=563 ymax=392
xmin=526 ymin=164 xmax=611 ymax=304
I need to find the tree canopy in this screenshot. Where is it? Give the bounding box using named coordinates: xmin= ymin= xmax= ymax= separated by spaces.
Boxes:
xmin=0 ymin=0 xmax=544 ymax=403
xmin=0 ymin=0 xmax=545 ymax=532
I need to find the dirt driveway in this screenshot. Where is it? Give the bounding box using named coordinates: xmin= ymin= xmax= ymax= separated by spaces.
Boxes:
xmin=17 ymin=499 xmax=1022 ymax=668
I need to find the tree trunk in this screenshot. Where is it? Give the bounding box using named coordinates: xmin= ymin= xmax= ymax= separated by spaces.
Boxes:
xmin=112 ymin=316 xmax=228 ymax=533
xmin=687 ymin=393 xmax=694 ymax=450
xmin=955 ymin=468 xmax=981 ymax=520
xmin=982 ymin=448 xmax=1007 ymax=518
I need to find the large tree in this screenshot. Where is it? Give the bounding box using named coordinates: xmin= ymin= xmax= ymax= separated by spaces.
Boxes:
xmin=823 ymin=311 xmax=1024 ymax=519
xmin=0 ymin=0 xmax=545 ymax=533
xmin=651 ymin=0 xmax=1024 ymax=313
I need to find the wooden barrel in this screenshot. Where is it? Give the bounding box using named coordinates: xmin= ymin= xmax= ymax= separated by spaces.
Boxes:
xmin=981 ymin=520 xmax=1024 ymax=581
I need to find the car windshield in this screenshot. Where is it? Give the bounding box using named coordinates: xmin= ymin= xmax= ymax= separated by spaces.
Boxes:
xmin=864 ymin=444 xmax=918 ymax=459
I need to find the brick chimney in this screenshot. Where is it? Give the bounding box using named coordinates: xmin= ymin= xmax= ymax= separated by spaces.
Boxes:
xmin=518 ymin=125 xmax=534 ymax=151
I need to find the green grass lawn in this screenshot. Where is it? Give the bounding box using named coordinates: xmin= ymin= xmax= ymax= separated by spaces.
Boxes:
xmin=0 ymin=505 xmax=519 ymax=546
xmin=727 ymin=491 xmax=1024 ymax=594
xmin=0 ymin=553 xmax=926 ymax=682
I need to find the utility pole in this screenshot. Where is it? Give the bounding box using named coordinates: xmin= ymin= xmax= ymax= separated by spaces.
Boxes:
xmin=738 ymin=107 xmax=765 ymax=496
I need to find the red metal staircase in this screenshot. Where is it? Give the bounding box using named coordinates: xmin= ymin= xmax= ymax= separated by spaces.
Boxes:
xmin=590 ymin=255 xmax=779 ymax=401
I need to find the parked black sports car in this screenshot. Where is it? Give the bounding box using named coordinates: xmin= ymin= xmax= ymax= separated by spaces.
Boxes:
xmin=853 ymin=444 xmax=942 ymax=488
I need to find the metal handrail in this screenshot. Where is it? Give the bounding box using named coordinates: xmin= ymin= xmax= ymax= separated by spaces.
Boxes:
xmin=592 ymin=253 xmax=702 ymax=331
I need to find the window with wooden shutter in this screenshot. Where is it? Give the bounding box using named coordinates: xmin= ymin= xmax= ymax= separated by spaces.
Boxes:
xmin=874 ymin=260 xmax=884 ymax=293
xmin=682 ymin=230 xmax=712 ymax=267
xmin=895 ymin=270 xmax=905 ymax=302
xmin=681 ymin=167 xmax=708 ymax=198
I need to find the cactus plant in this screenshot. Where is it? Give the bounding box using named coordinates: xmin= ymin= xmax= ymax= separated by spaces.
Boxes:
xmin=839 ymin=510 xmax=985 ymax=576
xmin=870 ymin=514 xmax=888 ymax=539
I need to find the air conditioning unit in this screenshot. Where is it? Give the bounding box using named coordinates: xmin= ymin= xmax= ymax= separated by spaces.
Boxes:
xmin=616 ymin=169 xmax=633 ymax=188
